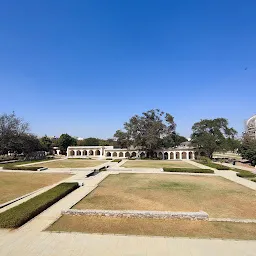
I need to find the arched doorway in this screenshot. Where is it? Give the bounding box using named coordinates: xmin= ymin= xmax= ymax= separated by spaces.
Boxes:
xmin=189 ymin=152 xmax=193 ymax=159
xmin=170 ymin=152 xmax=174 ymax=159
xmin=164 ymin=152 xmax=168 ymax=160
xmin=125 ymin=152 xmax=130 ymax=158
xmin=140 ymin=152 xmax=145 ymax=158
xmin=131 ymin=152 xmax=136 ymax=157
xmin=77 ymin=150 xmax=81 ymax=156
xmin=89 ymin=150 xmax=94 ymax=156
xmin=176 ymin=152 xmax=180 ymax=160
xmin=182 ymin=152 xmax=187 ymax=159
xmin=70 ymin=150 xmax=74 ymax=156
xmin=158 ymin=152 xmax=163 ymax=159
xmin=95 ymin=150 xmax=100 ymax=156
xmin=113 ymin=152 xmax=117 ymax=157
xmin=119 ymin=152 xmax=123 ymax=157
xmin=106 ymin=152 xmax=111 ymax=157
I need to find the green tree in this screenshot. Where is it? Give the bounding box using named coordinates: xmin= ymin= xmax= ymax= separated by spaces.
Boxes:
xmin=0 ymin=112 xmax=29 ymax=154
xmin=191 ymin=118 xmax=237 ymax=159
xmin=239 ymin=134 xmax=256 ymax=166
xmin=162 ymin=133 xmax=187 ymax=148
xmin=113 ymin=130 xmax=131 ymax=148
xmin=78 ymin=137 xmax=100 ymax=146
xmin=58 ymin=134 xmax=77 ymax=153
xmin=114 ymin=109 xmax=176 ymax=157
xmin=40 ymin=135 xmax=53 ymax=152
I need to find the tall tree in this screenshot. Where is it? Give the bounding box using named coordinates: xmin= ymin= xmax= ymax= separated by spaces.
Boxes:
xmin=191 ymin=118 xmax=237 ymax=159
xmin=78 ymin=137 xmax=100 ymax=146
xmin=114 ymin=109 xmax=176 ymax=156
xmin=0 ymin=112 xmax=29 ymax=154
xmin=239 ymin=134 xmax=256 ymax=166
xmin=58 ymin=134 xmax=77 ymax=153
xmin=40 ymin=135 xmax=53 ymax=152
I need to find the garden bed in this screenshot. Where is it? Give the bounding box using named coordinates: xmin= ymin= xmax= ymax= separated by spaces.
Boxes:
xmin=0 ymin=182 xmax=79 ymax=228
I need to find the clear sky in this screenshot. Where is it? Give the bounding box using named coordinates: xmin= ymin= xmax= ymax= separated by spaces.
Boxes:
xmin=0 ymin=0 xmax=255 ymax=138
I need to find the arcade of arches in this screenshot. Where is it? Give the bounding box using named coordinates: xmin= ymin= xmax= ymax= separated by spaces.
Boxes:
xmin=67 ymin=146 xmax=198 ymax=160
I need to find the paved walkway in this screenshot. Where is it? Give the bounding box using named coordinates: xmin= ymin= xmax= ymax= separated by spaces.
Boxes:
xmin=219 ymin=162 xmax=256 ymax=174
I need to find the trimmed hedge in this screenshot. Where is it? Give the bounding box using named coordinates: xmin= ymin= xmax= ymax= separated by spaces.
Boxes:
xmin=198 ymin=162 xmax=230 ymax=170
xmin=163 ymin=168 xmax=214 ymax=173
xmin=2 ymin=164 xmax=42 ymax=171
xmin=236 ymin=170 xmax=256 ymax=178
xmin=0 ymin=182 xmax=79 ymax=228
xmin=111 ymin=159 xmax=122 ymax=163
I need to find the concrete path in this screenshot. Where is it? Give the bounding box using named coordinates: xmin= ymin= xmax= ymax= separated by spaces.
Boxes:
xmin=218 ymin=162 xmax=256 ymax=174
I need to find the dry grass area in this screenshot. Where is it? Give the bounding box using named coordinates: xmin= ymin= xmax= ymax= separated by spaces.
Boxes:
xmin=0 ymin=172 xmax=71 ymax=204
xmin=121 ymin=160 xmax=197 ymax=168
xmin=48 ymin=215 xmax=256 ymax=240
xmin=30 ymin=159 xmax=107 ymax=168
xmin=74 ymin=174 xmax=256 ymax=218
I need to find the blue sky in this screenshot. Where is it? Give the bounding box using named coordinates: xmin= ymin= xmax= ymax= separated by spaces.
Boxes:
xmin=0 ymin=0 xmax=255 ymax=138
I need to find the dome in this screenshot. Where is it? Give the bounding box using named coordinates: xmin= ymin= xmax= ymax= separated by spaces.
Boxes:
xmin=247 ymin=115 xmax=256 ymax=129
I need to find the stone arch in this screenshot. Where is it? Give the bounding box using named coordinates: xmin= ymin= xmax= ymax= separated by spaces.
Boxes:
xmin=170 ymin=152 xmax=174 ymax=159
xmin=70 ymin=150 xmax=75 ymax=156
xmin=89 ymin=150 xmax=94 ymax=156
xmin=153 ymin=152 xmax=157 ymax=158
xmin=164 ymin=152 xmax=168 ymax=160
xmin=131 ymin=152 xmax=136 ymax=157
xmin=182 ymin=152 xmax=186 ymax=159
xmin=119 ymin=152 xmax=123 ymax=157
xmin=189 ymin=151 xmax=193 ymax=159
xmin=113 ymin=152 xmax=117 ymax=157
xmin=77 ymin=150 xmax=81 ymax=156
xmin=95 ymin=150 xmax=100 ymax=156
xmin=82 ymin=150 xmax=87 ymax=156
xmin=158 ymin=152 xmax=163 ymax=159
xmin=106 ymin=152 xmax=111 ymax=157
xmin=176 ymin=152 xmax=180 ymax=159
xmin=140 ymin=152 xmax=145 ymax=158
xmin=125 ymin=152 xmax=130 ymax=157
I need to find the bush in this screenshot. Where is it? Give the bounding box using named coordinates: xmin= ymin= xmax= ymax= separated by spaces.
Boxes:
xmin=163 ymin=168 xmax=214 ymax=173
xmin=0 ymin=182 xmax=79 ymax=228
xmin=106 ymin=158 xmax=112 ymax=160
xmin=197 ymin=161 xmax=230 ymax=170
xmin=111 ymin=159 xmax=122 ymax=163
xmin=236 ymin=170 xmax=256 ymax=178
xmin=251 ymin=178 xmax=256 ymax=183
xmin=2 ymin=164 xmax=42 ymax=171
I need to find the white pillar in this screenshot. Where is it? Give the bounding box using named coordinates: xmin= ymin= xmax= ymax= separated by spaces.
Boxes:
xmin=74 ymin=150 xmax=78 ymax=156
xmin=192 ymin=152 xmax=195 ymax=160
xmin=186 ymin=151 xmax=189 ymax=160
xmin=173 ymin=151 xmax=176 ymax=160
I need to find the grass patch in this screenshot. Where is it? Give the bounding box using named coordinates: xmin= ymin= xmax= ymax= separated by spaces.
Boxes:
xmin=236 ymin=170 xmax=256 ymax=178
xmin=73 ymin=174 xmax=256 ymax=218
xmin=0 ymin=172 xmax=71 ymax=204
xmin=30 ymin=159 xmax=107 ymax=168
xmin=122 ymin=160 xmax=197 ymax=169
xmin=2 ymin=165 xmax=42 ymax=171
xmin=163 ymin=168 xmax=214 ymax=173
xmin=0 ymin=182 xmax=79 ymax=228
xmin=197 ymin=161 xmax=230 ymax=170
xmin=111 ymin=159 xmax=122 ymax=163
xmin=48 ymin=215 xmax=256 ymax=240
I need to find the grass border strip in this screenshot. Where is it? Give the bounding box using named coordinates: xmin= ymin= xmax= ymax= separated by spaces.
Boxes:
xmin=163 ymin=168 xmax=214 ymax=173
xmin=0 ymin=182 xmax=79 ymax=228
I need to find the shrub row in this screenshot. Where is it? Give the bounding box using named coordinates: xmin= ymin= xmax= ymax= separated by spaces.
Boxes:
xmin=235 ymin=170 xmax=256 ymax=178
xmin=111 ymin=159 xmax=122 ymax=163
xmin=163 ymin=168 xmax=214 ymax=173
xmin=2 ymin=165 xmax=42 ymax=171
xmin=198 ymin=161 xmax=230 ymax=170
xmin=0 ymin=182 xmax=79 ymax=228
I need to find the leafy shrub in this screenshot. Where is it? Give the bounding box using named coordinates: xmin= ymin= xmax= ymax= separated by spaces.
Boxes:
xmin=106 ymin=158 xmax=112 ymax=160
xmin=251 ymin=178 xmax=256 ymax=183
xmin=236 ymin=170 xmax=256 ymax=178
xmin=111 ymin=159 xmax=122 ymax=163
xmin=163 ymin=168 xmax=214 ymax=173
xmin=2 ymin=164 xmax=42 ymax=171
xmin=197 ymin=161 xmax=230 ymax=170
xmin=0 ymin=182 xmax=79 ymax=228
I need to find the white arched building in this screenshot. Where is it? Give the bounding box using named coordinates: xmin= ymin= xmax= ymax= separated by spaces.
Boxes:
xmin=67 ymin=143 xmax=196 ymax=160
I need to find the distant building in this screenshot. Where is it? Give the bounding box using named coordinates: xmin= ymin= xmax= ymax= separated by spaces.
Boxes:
xmin=245 ymin=115 xmax=256 ymax=139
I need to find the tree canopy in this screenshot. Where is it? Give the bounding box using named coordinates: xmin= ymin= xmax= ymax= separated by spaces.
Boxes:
xmin=114 ymin=109 xmax=178 ymax=156
xmin=58 ymin=133 xmax=77 ymax=153
xmin=0 ymin=112 xmax=42 ymax=155
xmin=191 ymin=118 xmax=237 ymax=158
xmin=239 ymin=134 xmax=256 ymax=166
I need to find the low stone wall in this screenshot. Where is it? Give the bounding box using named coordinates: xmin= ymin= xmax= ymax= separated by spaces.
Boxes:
xmin=62 ymin=209 xmax=209 ymax=220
